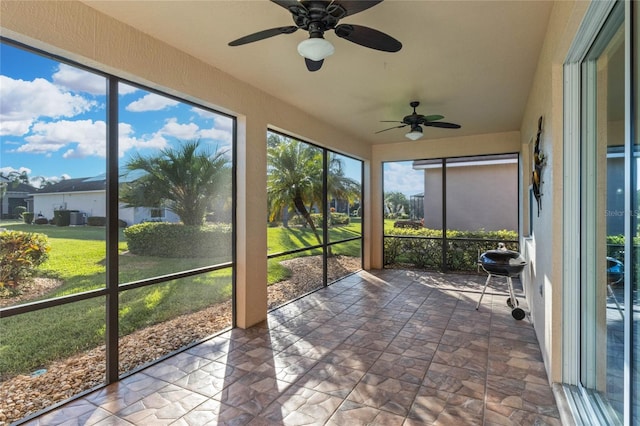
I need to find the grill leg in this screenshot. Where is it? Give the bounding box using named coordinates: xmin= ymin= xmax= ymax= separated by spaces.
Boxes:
xmin=476 ymin=274 xmax=492 ymax=310
xmin=507 ymin=277 xmax=526 ymax=320
xmin=507 ymin=277 xmax=516 ymax=306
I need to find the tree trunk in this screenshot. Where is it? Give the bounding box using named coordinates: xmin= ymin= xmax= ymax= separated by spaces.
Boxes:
xmin=293 ymin=196 xmax=321 ymax=245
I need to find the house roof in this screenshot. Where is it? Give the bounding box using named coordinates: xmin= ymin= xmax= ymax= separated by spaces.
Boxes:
xmin=36 ymin=177 xmax=106 ymax=194
xmin=5 ymin=181 xmax=38 ymax=194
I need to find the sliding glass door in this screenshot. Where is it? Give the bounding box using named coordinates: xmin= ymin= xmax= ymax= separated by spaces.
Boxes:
xmin=578 ymin=2 xmax=637 ymax=422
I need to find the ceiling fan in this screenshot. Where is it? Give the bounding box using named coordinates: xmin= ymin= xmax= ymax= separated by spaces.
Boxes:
xmin=376 ymin=101 xmax=462 ymax=140
xmin=228 ymin=0 xmax=402 ymax=72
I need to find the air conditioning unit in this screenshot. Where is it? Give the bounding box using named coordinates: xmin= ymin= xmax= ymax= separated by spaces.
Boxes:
xmin=69 ymin=211 xmax=86 ymax=226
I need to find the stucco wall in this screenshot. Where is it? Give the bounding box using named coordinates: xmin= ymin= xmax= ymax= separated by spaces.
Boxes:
xmin=0 ymin=0 xmax=372 ymax=328
xmin=422 ymin=162 xmax=518 ymax=232
xmin=518 ymin=0 xmax=590 ymax=383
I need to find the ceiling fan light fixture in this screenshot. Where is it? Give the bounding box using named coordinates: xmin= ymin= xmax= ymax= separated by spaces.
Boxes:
xmin=297 ymin=37 xmax=335 ymax=61
xmin=405 ymin=126 xmax=423 ymax=141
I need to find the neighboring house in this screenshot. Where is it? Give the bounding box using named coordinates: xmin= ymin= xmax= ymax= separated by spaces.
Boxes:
xmin=0 ymin=178 xmax=37 ymax=219
xmin=32 ymin=175 xmax=180 ymax=225
xmin=413 ymin=154 xmax=518 ymax=232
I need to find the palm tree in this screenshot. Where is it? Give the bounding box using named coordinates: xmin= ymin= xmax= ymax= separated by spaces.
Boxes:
xmin=267 ymin=137 xmax=323 ymax=243
xmin=384 ymin=191 xmax=410 ymax=218
xmin=326 ymin=153 xmax=360 ymax=217
xmin=121 ymin=140 xmax=230 ymax=226
xmin=267 ymin=135 xmax=361 ymax=244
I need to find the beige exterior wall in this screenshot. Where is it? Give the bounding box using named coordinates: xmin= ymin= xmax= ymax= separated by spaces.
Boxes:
xmin=422 ymin=162 xmax=518 ymax=232
xmin=518 ymin=0 xmax=590 ymax=383
xmin=0 ymin=0 xmax=371 ymax=328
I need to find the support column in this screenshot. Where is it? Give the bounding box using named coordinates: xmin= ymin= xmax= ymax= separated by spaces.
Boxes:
xmin=235 ymin=116 xmax=268 ymax=328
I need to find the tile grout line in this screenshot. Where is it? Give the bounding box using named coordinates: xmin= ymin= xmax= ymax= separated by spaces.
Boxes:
xmin=482 ymin=293 xmax=493 ymax=426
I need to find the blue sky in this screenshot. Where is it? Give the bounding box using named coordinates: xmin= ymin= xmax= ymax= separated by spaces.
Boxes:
xmin=0 ymin=43 xmax=233 ymax=187
xmin=383 ymin=161 xmax=424 ymax=197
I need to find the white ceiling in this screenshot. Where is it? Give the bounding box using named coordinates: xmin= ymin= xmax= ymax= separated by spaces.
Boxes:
xmin=83 ymin=0 xmax=553 ymax=145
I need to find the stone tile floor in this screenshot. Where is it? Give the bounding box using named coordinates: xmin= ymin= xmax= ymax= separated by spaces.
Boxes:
xmin=23 ymin=269 xmax=561 ymax=425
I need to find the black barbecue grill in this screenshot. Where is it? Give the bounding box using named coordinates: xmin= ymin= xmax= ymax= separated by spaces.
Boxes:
xmin=476 ymin=246 xmax=527 ymax=320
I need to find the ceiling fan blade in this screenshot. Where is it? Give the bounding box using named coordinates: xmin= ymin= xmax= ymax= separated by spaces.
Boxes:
xmin=375 ymin=124 xmax=407 ymax=134
xmin=423 ymin=115 xmax=444 ymax=122
xmin=270 ymin=0 xmax=304 ymax=10
xmin=424 ymin=121 xmax=461 ymax=129
xmin=334 ymin=24 xmax=402 ymax=52
xmin=305 ymin=58 xmax=323 ymax=72
xmin=228 ymin=26 xmax=298 ymax=46
xmin=333 ymin=0 xmax=383 ymax=17
xmin=379 ymin=120 xmax=404 ymax=123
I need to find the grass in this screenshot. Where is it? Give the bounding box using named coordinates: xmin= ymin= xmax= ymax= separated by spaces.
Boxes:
xmin=266 ymin=218 xmax=362 ymax=284
xmin=0 ymin=221 xmax=233 ymax=377
xmin=267 ymin=218 xmax=362 ymax=254
xmin=0 ymin=219 xmax=362 ymax=377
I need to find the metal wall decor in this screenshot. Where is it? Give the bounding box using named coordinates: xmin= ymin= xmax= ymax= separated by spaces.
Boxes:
xmin=532 ymin=116 xmax=545 ymax=216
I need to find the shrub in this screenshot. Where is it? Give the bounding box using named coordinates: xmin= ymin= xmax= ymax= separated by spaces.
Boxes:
xmin=288 ymin=212 xmax=350 ymax=227
xmin=22 ymin=212 xmax=34 ymax=224
xmin=329 ymin=212 xmax=350 ymax=226
xmin=394 ymin=220 xmax=422 ymax=229
xmin=87 ymin=216 xmax=106 ymax=226
xmin=14 ymin=206 xmax=27 ymax=219
xmin=383 ymin=227 xmax=519 ymax=272
xmin=85 ymin=217 xmax=127 ymax=227
xmin=34 ymin=217 xmax=49 ymax=225
xmin=0 ymin=231 xmax=50 ymax=295
xmin=124 ymin=222 xmax=232 ymax=258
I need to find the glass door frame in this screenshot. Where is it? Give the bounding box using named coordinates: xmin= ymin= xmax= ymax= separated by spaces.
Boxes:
xmin=562 ymin=0 xmax=634 ymax=423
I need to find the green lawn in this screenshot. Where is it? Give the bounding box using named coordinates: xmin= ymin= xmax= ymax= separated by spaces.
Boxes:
xmin=0 ymin=221 xmax=233 ymax=377
xmin=267 ymin=219 xmax=362 ymax=284
xmin=0 ymin=219 xmax=362 ymax=377
xmin=267 ymin=218 xmax=362 ymax=254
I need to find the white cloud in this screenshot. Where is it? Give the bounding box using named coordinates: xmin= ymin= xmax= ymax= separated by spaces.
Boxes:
xmin=118 ymin=122 xmax=168 ymax=156
xmin=146 ymin=117 xmax=232 ymax=146
xmin=125 ymin=93 xmax=179 ymax=112
xmin=191 ymin=107 xmax=216 ymax=119
xmin=383 ymin=161 xmax=424 ymax=196
xmin=0 ymin=166 xmax=32 ymax=176
xmin=52 ymin=64 xmax=106 ymax=95
xmin=18 ymin=119 xmax=107 ymax=158
xmin=0 ymin=120 xmax=32 ymax=136
xmin=199 ymin=127 xmax=232 ymax=144
xmin=158 ymin=118 xmax=200 ymax=140
xmin=0 ymin=75 xmax=96 ymax=136
xmin=214 ymin=115 xmax=233 ymax=131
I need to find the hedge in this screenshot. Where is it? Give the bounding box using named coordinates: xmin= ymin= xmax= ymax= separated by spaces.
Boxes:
xmin=384 ymin=227 xmax=519 ymax=272
xmin=124 ymin=222 xmax=232 ymax=258
xmin=87 ymin=216 xmax=106 ymax=227
xmin=288 ymin=212 xmax=350 ymax=227
xmin=87 ymin=216 xmax=128 ymax=228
